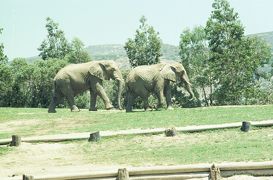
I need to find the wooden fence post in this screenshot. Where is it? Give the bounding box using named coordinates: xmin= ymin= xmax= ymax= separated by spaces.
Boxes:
xmin=165 ymin=128 xmax=177 ymax=137
xmin=241 ymin=121 xmax=251 ymax=132
xmin=117 ymin=168 xmax=129 ymax=180
xmin=10 ymin=135 xmax=21 ymax=146
xmin=209 ymin=164 xmax=221 ymax=180
xmin=88 ymin=131 xmax=100 ymax=142
xmin=23 ymin=174 xmax=34 ymax=180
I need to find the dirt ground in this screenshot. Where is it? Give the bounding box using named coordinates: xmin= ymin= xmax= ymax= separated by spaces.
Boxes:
xmin=1 ymin=142 xmax=273 ymax=180
xmin=0 ymin=142 xmax=121 ymax=178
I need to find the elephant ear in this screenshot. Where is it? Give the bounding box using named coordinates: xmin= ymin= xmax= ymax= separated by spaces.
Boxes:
xmin=160 ymin=64 xmax=176 ymax=82
xmin=89 ymin=62 xmax=106 ymax=80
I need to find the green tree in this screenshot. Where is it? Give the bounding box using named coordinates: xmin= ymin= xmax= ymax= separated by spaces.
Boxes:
xmin=38 ymin=17 xmax=71 ymax=60
xmin=179 ymin=26 xmax=212 ymax=106
xmin=9 ymin=58 xmax=34 ymax=107
xmin=0 ymin=64 xmax=12 ymax=106
xmin=205 ymin=0 xmax=271 ymax=105
xmin=65 ymin=38 xmax=91 ymax=64
xmin=0 ymin=28 xmax=8 ymax=64
xmin=32 ymin=58 xmax=68 ymax=107
xmin=124 ymin=16 xmax=162 ymax=67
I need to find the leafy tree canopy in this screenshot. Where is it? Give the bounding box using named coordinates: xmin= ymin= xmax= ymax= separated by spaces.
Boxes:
xmin=38 ymin=17 xmax=71 ymax=60
xmin=65 ymin=38 xmax=91 ymax=64
xmin=0 ymin=28 xmax=8 ymax=64
xmin=124 ymin=16 xmax=162 ymax=67
xmin=205 ymin=0 xmax=272 ymax=105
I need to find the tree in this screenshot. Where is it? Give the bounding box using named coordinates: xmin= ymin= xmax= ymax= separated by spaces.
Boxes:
xmin=0 ymin=64 xmax=12 ymax=106
xmin=9 ymin=58 xmax=34 ymax=107
xmin=65 ymin=38 xmax=91 ymax=63
xmin=179 ymin=26 xmax=212 ymax=106
xmin=0 ymin=28 xmax=8 ymax=64
xmin=205 ymin=0 xmax=271 ymax=105
xmin=124 ymin=16 xmax=162 ymax=67
xmin=38 ymin=17 xmax=71 ymax=60
xmin=32 ymin=58 xmax=67 ymax=107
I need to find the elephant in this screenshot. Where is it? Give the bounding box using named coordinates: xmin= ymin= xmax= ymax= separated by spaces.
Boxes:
xmin=125 ymin=62 xmax=194 ymax=112
xmin=48 ymin=60 xmax=124 ymax=113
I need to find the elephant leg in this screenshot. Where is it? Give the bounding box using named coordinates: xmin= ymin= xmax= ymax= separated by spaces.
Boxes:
xmin=48 ymin=94 xmax=58 ymax=113
xmin=155 ymin=90 xmax=166 ymax=110
xmin=140 ymin=93 xmax=150 ymax=111
xmin=63 ymin=86 xmax=79 ymax=112
xmin=143 ymin=96 xmax=151 ymax=111
xmin=164 ymin=85 xmax=173 ymax=110
xmin=95 ymin=82 xmax=113 ymax=110
xmin=89 ymin=91 xmax=97 ymax=111
xmin=126 ymin=92 xmax=135 ymax=112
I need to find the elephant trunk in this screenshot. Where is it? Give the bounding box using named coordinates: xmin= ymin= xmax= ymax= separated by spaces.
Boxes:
xmin=113 ymin=70 xmax=124 ymax=109
xmin=182 ymin=72 xmax=195 ymax=99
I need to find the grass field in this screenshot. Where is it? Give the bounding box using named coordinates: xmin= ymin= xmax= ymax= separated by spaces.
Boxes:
xmin=1 ymin=105 xmax=273 ymax=139
xmin=1 ymin=105 xmax=273 ymax=171
xmin=79 ymin=127 xmax=273 ymax=165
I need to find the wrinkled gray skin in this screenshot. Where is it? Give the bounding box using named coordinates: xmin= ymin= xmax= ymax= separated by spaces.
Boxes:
xmin=125 ymin=62 xmax=194 ymax=112
xmin=48 ymin=60 xmax=124 ymax=113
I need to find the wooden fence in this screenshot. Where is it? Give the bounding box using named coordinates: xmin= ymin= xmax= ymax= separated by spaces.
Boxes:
xmin=2 ymin=161 xmax=273 ymax=180
xmin=1 ymin=120 xmax=273 ymax=145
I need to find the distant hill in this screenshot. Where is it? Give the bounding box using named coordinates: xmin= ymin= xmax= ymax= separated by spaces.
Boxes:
xmin=248 ymin=31 xmax=273 ymax=76
xmin=26 ymin=32 xmax=273 ymax=68
xmin=85 ymin=43 xmax=180 ymax=69
xmin=248 ymin=31 xmax=273 ymax=51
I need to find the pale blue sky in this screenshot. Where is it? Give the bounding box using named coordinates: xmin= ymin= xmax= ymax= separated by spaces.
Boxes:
xmin=1 ymin=0 xmax=273 ymax=60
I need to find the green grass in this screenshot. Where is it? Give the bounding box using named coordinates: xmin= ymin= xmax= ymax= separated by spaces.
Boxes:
xmin=1 ymin=105 xmax=273 ymax=139
xmin=74 ymin=127 xmax=273 ymax=165
xmin=1 ymin=106 xmax=273 ymax=166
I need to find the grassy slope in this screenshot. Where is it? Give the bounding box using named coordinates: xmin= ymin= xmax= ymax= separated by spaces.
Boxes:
xmin=1 ymin=105 xmax=273 ymax=139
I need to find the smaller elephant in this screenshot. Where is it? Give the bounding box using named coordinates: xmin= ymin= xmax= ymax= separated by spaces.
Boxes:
xmin=125 ymin=62 xmax=194 ymax=112
xmin=48 ymin=60 xmax=124 ymax=113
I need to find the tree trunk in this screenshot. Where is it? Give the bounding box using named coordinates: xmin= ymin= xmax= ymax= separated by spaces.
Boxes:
xmin=10 ymin=135 xmax=21 ymax=147
xmin=241 ymin=121 xmax=251 ymax=132
xmin=88 ymin=132 xmax=100 ymax=142
xmin=202 ymin=86 xmax=209 ymax=106
xmin=117 ymin=168 xmax=129 ymax=180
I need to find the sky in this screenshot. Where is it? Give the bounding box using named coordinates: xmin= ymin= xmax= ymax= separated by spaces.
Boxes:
xmin=1 ymin=0 xmax=273 ymax=60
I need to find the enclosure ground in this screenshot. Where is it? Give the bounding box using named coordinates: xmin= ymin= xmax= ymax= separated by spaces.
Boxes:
xmin=1 ymin=106 xmax=273 ymax=179
xmin=1 ymin=128 xmax=273 ymax=178
xmin=1 ymin=105 xmax=273 ymax=139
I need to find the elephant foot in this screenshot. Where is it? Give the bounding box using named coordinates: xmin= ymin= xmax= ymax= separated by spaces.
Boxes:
xmin=48 ymin=109 xmax=56 ymax=113
xmin=105 ymin=104 xmax=114 ymax=110
xmin=89 ymin=107 xmax=97 ymax=111
xmin=71 ymin=105 xmax=80 ymax=112
xmin=126 ymin=109 xmax=133 ymax=112
xmin=144 ymin=107 xmax=153 ymax=111
xmin=156 ymin=107 xmax=164 ymax=111
xmin=167 ymin=106 xmax=174 ymax=110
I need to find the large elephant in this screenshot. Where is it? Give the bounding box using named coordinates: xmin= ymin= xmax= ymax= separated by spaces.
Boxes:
xmin=48 ymin=60 xmax=124 ymax=113
xmin=125 ymin=62 xmax=194 ymax=112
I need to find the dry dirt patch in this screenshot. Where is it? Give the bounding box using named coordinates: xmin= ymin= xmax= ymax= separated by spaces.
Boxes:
xmin=0 ymin=142 xmax=112 ymax=177
xmin=0 ymin=120 xmax=42 ymax=132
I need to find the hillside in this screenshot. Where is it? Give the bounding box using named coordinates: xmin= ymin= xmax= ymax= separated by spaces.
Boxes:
xmin=84 ymin=43 xmax=180 ymax=69
xmin=26 ymin=31 xmax=273 ymax=67
xmin=249 ymin=31 xmax=273 ymax=51
xmin=248 ymin=31 xmax=273 ymax=76
xmin=86 ymin=43 xmax=180 ymax=61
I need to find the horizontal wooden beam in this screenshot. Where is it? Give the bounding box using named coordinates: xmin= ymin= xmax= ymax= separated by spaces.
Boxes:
xmin=1 ymin=162 xmax=273 ymax=180
xmin=1 ymin=120 xmax=273 ymax=145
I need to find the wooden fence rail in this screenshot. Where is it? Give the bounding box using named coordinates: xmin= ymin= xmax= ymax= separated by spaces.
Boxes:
xmin=2 ymin=161 xmax=273 ymax=180
xmin=1 ymin=120 xmax=273 ymax=145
